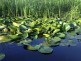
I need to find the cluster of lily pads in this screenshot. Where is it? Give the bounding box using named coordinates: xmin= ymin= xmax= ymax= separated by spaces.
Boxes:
xmin=0 ymin=17 xmax=81 ymax=54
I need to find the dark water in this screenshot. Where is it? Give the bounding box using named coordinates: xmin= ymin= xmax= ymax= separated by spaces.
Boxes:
xmin=0 ymin=42 xmax=81 ymax=61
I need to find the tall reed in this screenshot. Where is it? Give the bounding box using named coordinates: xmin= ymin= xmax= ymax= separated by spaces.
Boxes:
xmin=0 ymin=0 xmax=81 ymax=18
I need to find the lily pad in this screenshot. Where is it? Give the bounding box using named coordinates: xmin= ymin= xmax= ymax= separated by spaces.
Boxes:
xmin=38 ymin=46 xmax=53 ymax=54
xmin=60 ymin=38 xmax=78 ymax=46
xmin=75 ymin=35 xmax=81 ymax=40
xmin=53 ymin=37 xmax=61 ymax=43
xmin=64 ymin=24 xmax=71 ymax=32
xmin=29 ymin=38 xmax=45 ymax=46
xmin=0 ymin=36 xmax=11 ymax=43
xmin=0 ymin=53 xmax=5 ymax=60
xmin=58 ymin=33 xmax=65 ymax=38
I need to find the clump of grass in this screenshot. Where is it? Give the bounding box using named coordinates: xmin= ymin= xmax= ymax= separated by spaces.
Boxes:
xmin=0 ymin=0 xmax=81 ymax=19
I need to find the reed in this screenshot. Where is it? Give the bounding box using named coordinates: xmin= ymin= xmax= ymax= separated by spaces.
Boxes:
xmin=0 ymin=0 xmax=81 ymax=18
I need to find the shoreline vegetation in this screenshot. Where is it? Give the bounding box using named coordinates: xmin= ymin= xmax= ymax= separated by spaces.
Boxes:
xmin=0 ymin=0 xmax=81 ymax=60
xmin=0 ymin=0 xmax=81 ymax=19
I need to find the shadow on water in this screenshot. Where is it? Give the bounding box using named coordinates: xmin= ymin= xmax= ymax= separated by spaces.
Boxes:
xmin=0 ymin=42 xmax=81 ymax=61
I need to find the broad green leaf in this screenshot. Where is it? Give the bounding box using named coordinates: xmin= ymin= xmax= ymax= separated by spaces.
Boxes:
xmin=19 ymin=39 xmax=32 ymax=45
xmin=58 ymin=33 xmax=65 ymax=38
xmin=68 ymin=40 xmax=77 ymax=46
xmin=22 ymin=33 xmax=28 ymax=39
xmin=0 ymin=25 xmax=6 ymax=29
xmin=75 ymin=35 xmax=81 ymax=39
xmin=0 ymin=53 xmax=5 ymax=60
xmin=13 ymin=22 xmax=20 ymax=27
xmin=38 ymin=46 xmax=53 ymax=53
xmin=64 ymin=24 xmax=71 ymax=32
xmin=19 ymin=25 xmax=27 ymax=32
xmin=53 ymin=37 xmax=61 ymax=42
xmin=9 ymin=35 xmax=18 ymax=39
xmin=0 ymin=36 xmax=11 ymax=43
xmin=28 ymin=21 xmax=35 ymax=27
xmin=52 ymin=29 xmax=60 ymax=35
xmin=27 ymin=45 xmax=36 ymax=50
xmin=43 ymin=34 xmax=50 ymax=38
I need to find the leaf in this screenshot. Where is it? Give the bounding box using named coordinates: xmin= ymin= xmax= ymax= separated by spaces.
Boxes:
xmin=27 ymin=45 xmax=37 ymax=50
xmin=59 ymin=38 xmax=70 ymax=46
xmin=64 ymin=24 xmax=71 ymax=31
xmin=19 ymin=25 xmax=27 ymax=32
xmin=29 ymin=38 xmax=45 ymax=46
xmin=19 ymin=38 xmax=32 ymax=45
xmin=75 ymin=27 xmax=81 ymax=34
xmin=53 ymin=37 xmax=61 ymax=43
xmin=28 ymin=21 xmax=35 ymax=27
xmin=59 ymin=38 xmax=78 ymax=46
xmin=13 ymin=22 xmax=20 ymax=27
xmin=75 ymin=35 xmax=81 ymax=40
xmin=2 ymin=28 xmax=8 ymax=33
xmin=38 ymin=46 xmax=53 ymax=53
xmin=0 ymin=25 xmax=6 ymax=29
xmin=68 ymin=40 xmax=77 ymax=46
xmin=52 ymin=29 xmax=60 ymax=35
xmin=9 ymin=35 xmax=18 ymax=39
xmin=43 ymin=34 xmax=50 ymax=38
xmin=58 ymin=33 xmax=65 ymax=38
xmin=0 ymin=36 xmax=11 ymax=43
xmin=34 ymin=28 xmax=41 ymax=32
xmin=27 ymin=44 xmax=42 ymax=51
xmin=22 ymin=33 xmax=28 ymax=39
xmin=0 ymin=53 xmax=5 ymax=60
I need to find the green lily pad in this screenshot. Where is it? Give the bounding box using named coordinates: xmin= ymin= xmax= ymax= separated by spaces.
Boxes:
xmin=53 ymin=37 xmax=61 ymax=43
xmin=27 ymin=44 xmax=42 ymax=51
xmin=0 ymin=53 xmax=5 ymax=60
xmin=19 ymin=25 xmax=27 ymax=33
xmin=75 ymin=35 xmax=81 ymax=39
xmin=64 ymin=24 xmax=71 ymax=32
xmin=0 ymin=25 xmax=6 ymax=29
xmin=58 ymin=33 xmax=65 ymax=38
xmin=0 ymin=36 xmax=11 ymax=43
xmin=38 ymin=46 xmax=53 ymax=54
xmin=52 ymin=29 xmax=60 ymax=35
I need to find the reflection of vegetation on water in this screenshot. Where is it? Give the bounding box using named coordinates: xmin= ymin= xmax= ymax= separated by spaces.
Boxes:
xmin=0 ymin=0 xmax=81 ymax=60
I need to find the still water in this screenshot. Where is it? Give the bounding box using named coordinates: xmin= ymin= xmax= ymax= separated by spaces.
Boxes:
xmin=0 ymin=42 xmax=81 ymax=61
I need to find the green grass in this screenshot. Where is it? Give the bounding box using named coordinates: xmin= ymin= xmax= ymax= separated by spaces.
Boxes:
xmin=0 ymin=0 xmax=81 ymax=19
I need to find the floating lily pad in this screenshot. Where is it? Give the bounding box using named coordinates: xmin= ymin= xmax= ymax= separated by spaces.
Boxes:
xmin=75 ymin=35 xmax=81 ymax=40
xmin=0 ymin=53 xmax=5 ymax=60
xmin=38 ymin=46 xmax=53 ymax=54
xmin=29 ymin=38 xmax=45 ymax=46
xmin=58 ymin=33 xmax=65 ymax=38
xmin=64 ymin=24 xmax=71 ymax=32
xmin=19 ymin=38 xmax=32 ymax=45
xmin=53 ymin=37 xmax=61 ymax=43
xmin=43 ymin=34 xmax=50 ymax=38
xmin=0 ymin=36 xmax=11 ymax=43
xmin=60 ymin=38 xmax=78 ymax=46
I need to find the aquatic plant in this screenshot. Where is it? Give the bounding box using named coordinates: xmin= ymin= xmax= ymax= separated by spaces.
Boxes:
xmin=0 ymin=17 xmax=81 ymax=54
xmin=0 ymin=0 xmax=81 ymax=60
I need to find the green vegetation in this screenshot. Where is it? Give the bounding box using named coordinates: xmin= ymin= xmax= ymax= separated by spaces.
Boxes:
xmin=0 ymin=0 xmax=81 ymax=19
xmin=0 ymin=0 xmax=81 ymax=58
xmin=0 ymin=17 xmax=81 ymax=54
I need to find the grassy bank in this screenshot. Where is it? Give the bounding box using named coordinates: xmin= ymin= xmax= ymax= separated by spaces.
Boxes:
xmin=0 ymin=0 xmax=81 ymax=20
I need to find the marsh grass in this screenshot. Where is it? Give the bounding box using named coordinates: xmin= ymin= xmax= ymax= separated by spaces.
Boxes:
xmin=0 ymin=0 xmax=81 ymax=19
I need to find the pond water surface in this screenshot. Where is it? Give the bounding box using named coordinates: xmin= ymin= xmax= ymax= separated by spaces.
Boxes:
xmin=0 ymin=42 xmax=81 ymax=61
